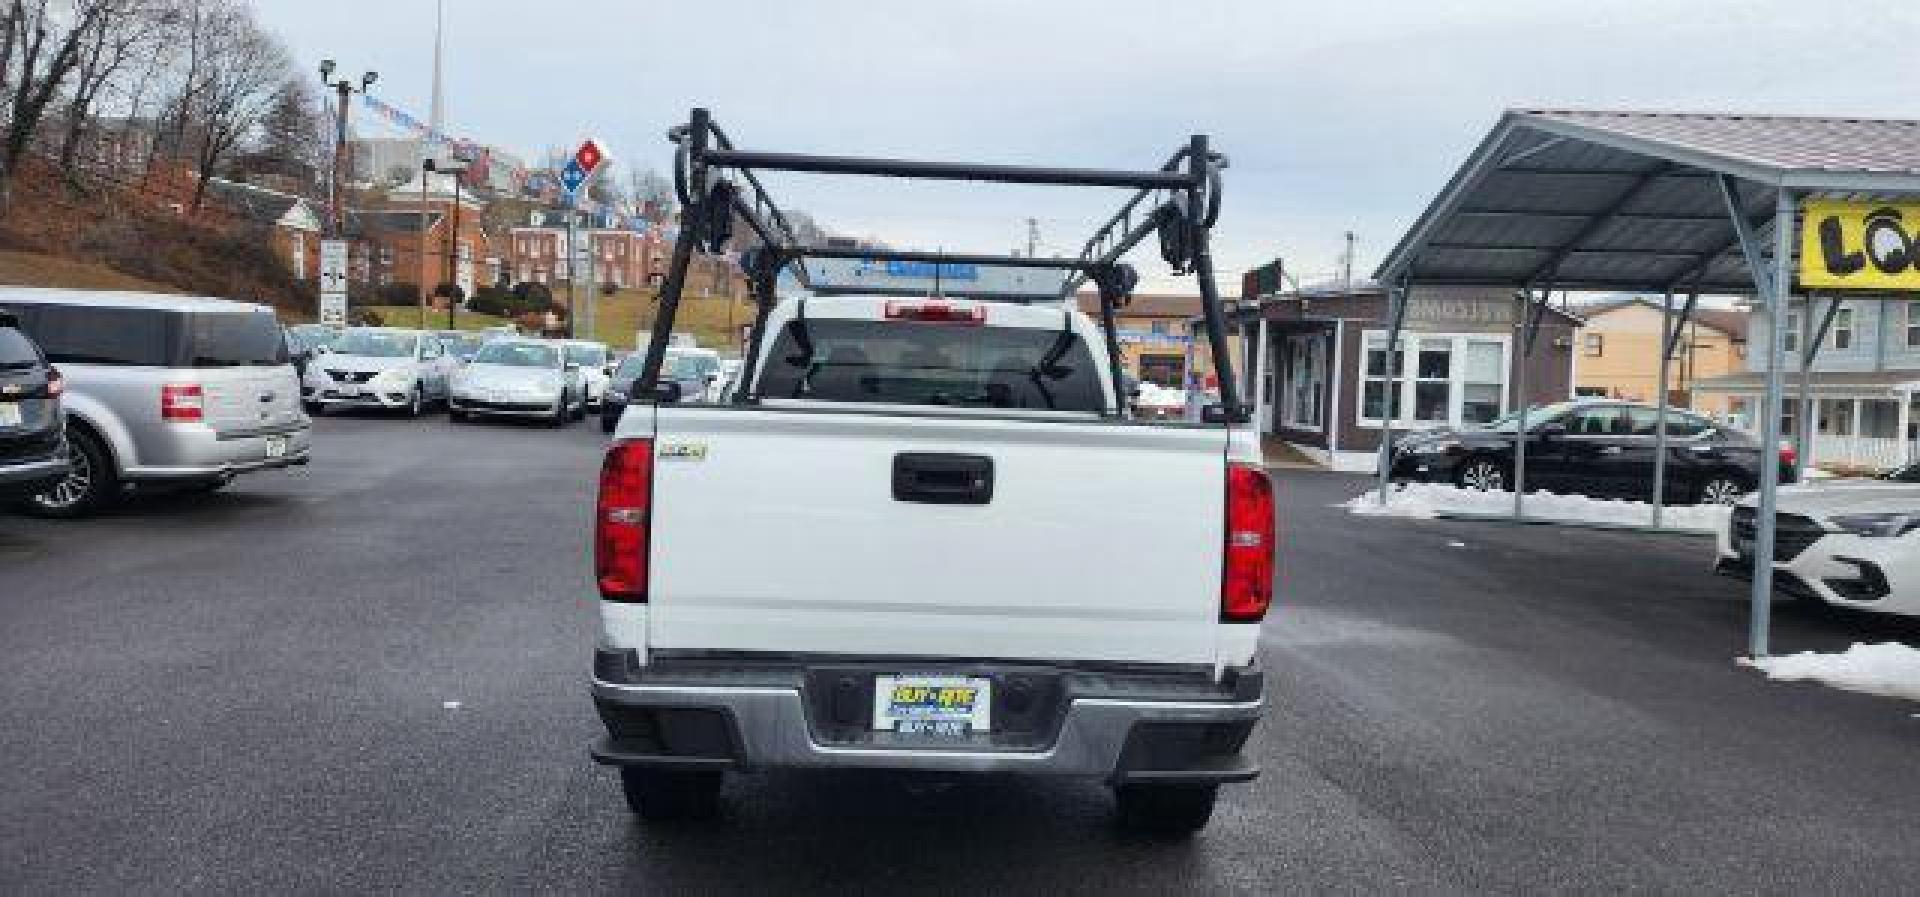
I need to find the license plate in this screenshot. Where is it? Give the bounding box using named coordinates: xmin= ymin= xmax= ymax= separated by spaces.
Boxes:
xmin=873 ymin=675 xmax=992 ymax=735
xmin=264 ymin=435 xmax=288 ymax=458
xmin=0 ymin=402 xmax=20 ymax=426
xmin=335 ymin=384 xmax=359 ymax=397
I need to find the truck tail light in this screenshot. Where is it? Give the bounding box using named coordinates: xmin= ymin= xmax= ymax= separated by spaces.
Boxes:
xmin=1221 ymin=463 xmax=1275 ymax=622
xmin=45 ymin=367 xmax=63 ymax=398
xmin=160 ymin=383 xmax=203 ymax=422
xmin=596 ymin=438 xmax=654 ymax=602
xmin=884 ymin=301 xmax=986 ymax=325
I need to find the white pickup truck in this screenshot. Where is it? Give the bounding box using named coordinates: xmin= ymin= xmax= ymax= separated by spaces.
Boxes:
xmin=589 ymin=294 xmax=1274 ymax=834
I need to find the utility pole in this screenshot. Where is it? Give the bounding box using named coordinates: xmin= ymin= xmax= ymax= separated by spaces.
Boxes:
xmin=566 ymin=196 xmax=578 ymax=339
xmin=1026 ymin=217 xmax=1039 ymax=258
xmin=1342 ymin=230 xmax=1356 ymax=292
xmin=317 ymin=61 xmax=378 ymax=237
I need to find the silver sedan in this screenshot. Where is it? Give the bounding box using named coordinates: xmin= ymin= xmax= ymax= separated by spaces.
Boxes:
xmin=446 ymin=339 xmax=586 ymax=427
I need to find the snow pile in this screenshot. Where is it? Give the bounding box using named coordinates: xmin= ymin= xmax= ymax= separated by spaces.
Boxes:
xmin=1742 ymin=642 xmax=1920 ymax=702
xmin=1344 ymin=483 xmax=1732 ymax=532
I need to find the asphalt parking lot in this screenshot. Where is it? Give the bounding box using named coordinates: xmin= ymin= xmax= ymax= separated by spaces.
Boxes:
xmin=2 ymin=414 xmax=1917 ymax=894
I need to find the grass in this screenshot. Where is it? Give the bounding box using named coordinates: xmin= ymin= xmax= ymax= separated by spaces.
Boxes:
xmin=366 ymin=286 xmax=756 ymax=353
xmin=0 ymin=249 xmax=181 ymax=294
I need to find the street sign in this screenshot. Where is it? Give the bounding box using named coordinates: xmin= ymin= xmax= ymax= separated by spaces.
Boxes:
xmin=319 ymin=239 xmax=349 ymax=326
xmin=559 ymin=159 xmax=587 ymax=196
xmin=574 ymin=139 xmax=604 ymax=176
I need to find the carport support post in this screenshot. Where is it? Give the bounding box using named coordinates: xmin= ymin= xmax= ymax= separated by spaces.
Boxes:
xmin=1732 ymin=185 xmax=1796 ymax=659
xmin=1374 ymin=276 xmax=1410 ymax=506
xmin=1510 ymin=286 xmax=1547 ymax=520
xmin=1652 ymin=290 xmax=1674 ymax=528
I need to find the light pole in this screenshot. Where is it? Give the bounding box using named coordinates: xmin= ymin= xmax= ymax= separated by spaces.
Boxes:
xmin=425 ymin=158 xmax=470 ymax=330
xmin=317 ymin=60 xmax=377 ymax=238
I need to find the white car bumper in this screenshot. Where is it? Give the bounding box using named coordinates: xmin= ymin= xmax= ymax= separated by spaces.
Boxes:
xmin=1715 ymin=524 xmax=1920 ymax=616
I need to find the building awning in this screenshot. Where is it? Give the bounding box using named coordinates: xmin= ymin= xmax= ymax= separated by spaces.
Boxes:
xmin=1374 ymin=110 xmax=1920 ymax=295
xmin=1692 ymin=369 xmax=1917 ymax=397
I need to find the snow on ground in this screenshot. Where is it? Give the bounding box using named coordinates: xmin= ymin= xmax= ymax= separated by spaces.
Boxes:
xmin=1741 ymin=642 xmax=1920 ymax=702
xmin=1344 ymin=483 xmax=1732 ymax=533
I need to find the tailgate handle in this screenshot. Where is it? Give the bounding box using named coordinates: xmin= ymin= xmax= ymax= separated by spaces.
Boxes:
xmin=892 ymin=453 xmax=994 ymax=505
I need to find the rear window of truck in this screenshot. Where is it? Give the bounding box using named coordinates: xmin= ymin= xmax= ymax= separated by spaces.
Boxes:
xmin=755 ymin=319 xmax=1106 ymax=412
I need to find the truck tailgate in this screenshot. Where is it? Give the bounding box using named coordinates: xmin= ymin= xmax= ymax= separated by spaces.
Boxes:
xmin=643 ymin=406 xmax=1230 ymax=665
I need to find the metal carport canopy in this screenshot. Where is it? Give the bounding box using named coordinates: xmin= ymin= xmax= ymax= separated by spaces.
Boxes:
xmin=1368 ymin=109 xmax=1920 ymax=660
xmin=1375 ymin=109 xmax=1920 ymax=294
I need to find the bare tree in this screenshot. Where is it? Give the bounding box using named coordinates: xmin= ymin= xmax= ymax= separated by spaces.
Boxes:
xmin=176 ymin=0 xmax=287 ymax=210
xmin=0 ymin=0 xmax=127 ymax=212
xmin=53 ymin=0 xmax=171 ymax=182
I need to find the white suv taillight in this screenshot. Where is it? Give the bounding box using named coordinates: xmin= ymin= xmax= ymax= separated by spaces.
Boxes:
xmin=1221 ymin=463 xmax=1276 ymax=622
xmin=160 ymin=383 xmax=204 ymax=422
xmin=596 ymin=438 xmax=654 ymax=601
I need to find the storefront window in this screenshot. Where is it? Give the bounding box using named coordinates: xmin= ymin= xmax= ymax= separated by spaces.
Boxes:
xmin=1282 ymin=334 xmax=1325 ymax=429
xmin=1138 ymin=353 xmax=1184 ymax=388
xmin=1361 ymin=332 xmax=1508 ymax=428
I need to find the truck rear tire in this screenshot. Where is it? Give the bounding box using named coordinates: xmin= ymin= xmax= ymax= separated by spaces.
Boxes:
xmin=1113 ymin=783 xmax=1218 ymax=836
xmin=619 ymin=768 xmax=721 ymax=821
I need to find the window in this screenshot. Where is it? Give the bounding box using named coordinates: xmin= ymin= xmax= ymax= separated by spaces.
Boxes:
xmin=1138 ymin=354 xmax=1184 ymax=388
xmin=1582 ymin=333 xmax=1604 ymax=356
xmin=1281 ymin=334 xmax=1325 ymax=429
xmin=1780 ymin=311 xmax=1799 ymax=354
xmin=1567 ymin=405 xmax=1626 ymax=436
xmin=15 ymin=305 xmax=174 ymax=366
xmin=1360 ymin=336 xmax=1404 ymax=421
xmin=1624 ymin=406 xmax=1709 ymax=437
xmin=1360 ymin=332 xmax=1507 ymax=428
xmin=1149 ymin=321 xmax=1170 ymax=336
xmin=755 ymin=319 xmax=1106 ymax=412
xmin=0 ymin=323 xmax=42 ymax=365
xmin=1413 ymin=339 xmax=1451 ymax=423
xmin=1908 ymin=301 xmax=1920 ymax=348
xmin=183 ymin=313 xmax=287 ymax=367
xmin=1831 ymin=306 xmax=1854 ymax=350
xmin=1462 ymin=340 xmax=1504 ymax=424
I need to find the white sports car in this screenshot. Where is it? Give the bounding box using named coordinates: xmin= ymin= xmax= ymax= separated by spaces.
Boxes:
xmin=1715 ymin=464 xmax=1920 ymax=617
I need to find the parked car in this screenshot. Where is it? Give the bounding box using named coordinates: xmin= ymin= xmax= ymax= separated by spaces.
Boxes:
xmin=432 ymin=330 xmax=489 ymax=363
xmin=590 ymin=295 xmax=1272 ymax=832
xmin=303 ymin=327 xmax=455 ymax=417
xmin=560 ymin=339 xmax=614 ymax=409
xmin=447 ymin=338 xmax=586 ymax=426
xmin=667 ymin=347 xmax=724 ymax=402
xmin=285 ymin=323 xmax=340 ymax=381
xmin=0 ymin=288 xmax=311 ymax=517
xmin=599 ymin=348 xmax=723 ymax=433
xmin=0 ymin=309 xmax=69 ymax=503
xmin=1715 ymin=464 xmax=1920 ymax=617
xmin=1390 ymin=399 xmax=1793 ymax=505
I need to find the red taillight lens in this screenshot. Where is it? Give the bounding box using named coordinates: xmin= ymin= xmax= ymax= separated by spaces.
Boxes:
xmin=596 ymin=438 xmax=654 ymax=601
xmin=884 ymin=301 xmax=986 ymax=325
xmin=1222 ymin=463 xmax=1275 ymax=622
xmin=160 ymin=383 xmax=203 ymax=422
xmin=44 ymin=367 xmax=63 ymax=399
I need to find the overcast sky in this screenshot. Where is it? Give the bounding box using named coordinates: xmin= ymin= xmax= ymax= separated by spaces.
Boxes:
xmin=257 ymin=0 xmax=1920 ymax=293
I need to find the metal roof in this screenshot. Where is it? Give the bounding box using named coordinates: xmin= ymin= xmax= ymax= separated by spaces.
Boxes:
xmin=1374 ymin=110 xmax=1920 ymax=295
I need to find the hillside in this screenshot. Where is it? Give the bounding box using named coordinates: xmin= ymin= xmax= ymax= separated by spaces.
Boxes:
xmin=369 ymin=286 xmax=757 ymax=353
xmin=0 ymin=249 xmax=182 ymax=294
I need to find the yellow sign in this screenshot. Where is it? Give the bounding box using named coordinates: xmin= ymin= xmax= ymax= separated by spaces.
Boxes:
xmin=1799 ymin=199 xmax=1920 ymax=291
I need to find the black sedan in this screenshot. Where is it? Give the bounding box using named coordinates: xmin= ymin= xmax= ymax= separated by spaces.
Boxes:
xmin=1389 ymin=400 xmax=1793 ymax=505
xmin=0 ymin=310 xmax=69 ymax=502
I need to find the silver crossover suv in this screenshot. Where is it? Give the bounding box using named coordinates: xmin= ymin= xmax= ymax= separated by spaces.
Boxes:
xmin=303 ymin=327 xmax=456 ymax=416
xmin=0 ymin=288 xmax=312 ymax=518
